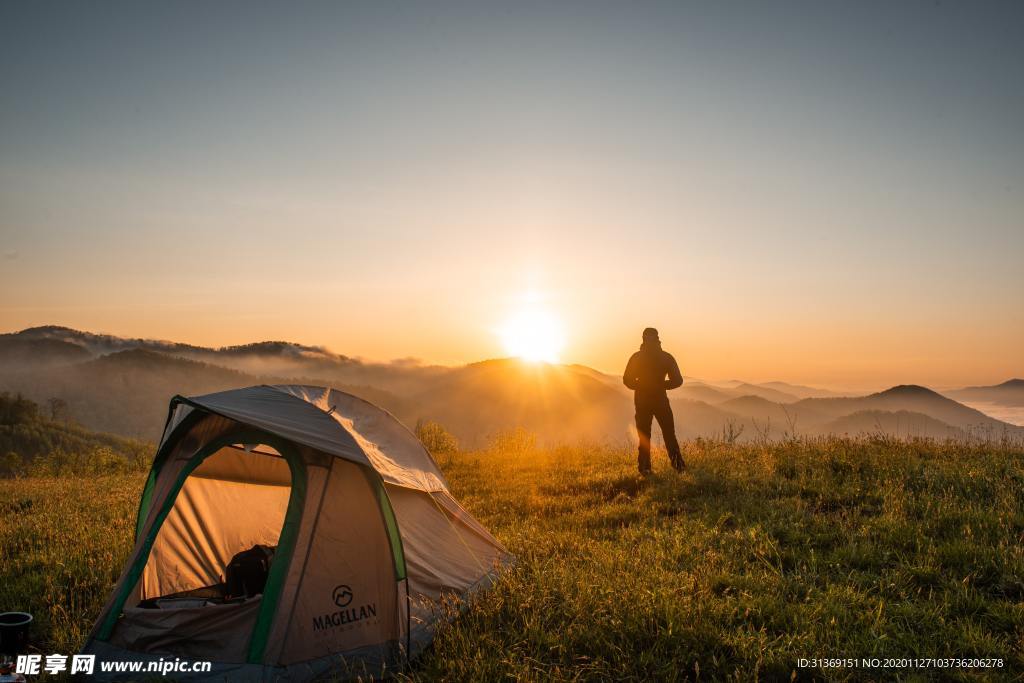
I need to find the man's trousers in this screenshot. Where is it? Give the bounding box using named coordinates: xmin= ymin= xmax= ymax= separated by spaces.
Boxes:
xmin=635 ymin=395 xmax=683 ymax=473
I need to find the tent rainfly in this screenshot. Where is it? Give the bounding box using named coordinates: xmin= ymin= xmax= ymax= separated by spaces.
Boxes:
xmin=82 ymin=385 xmax=511 ymax=680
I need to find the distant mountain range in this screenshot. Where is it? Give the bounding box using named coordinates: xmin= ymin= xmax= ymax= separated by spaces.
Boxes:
xmin=1 ymin=326 xmax=1021 ymax=445
xmin=944 ymin=379 xmax=1024 ymax=408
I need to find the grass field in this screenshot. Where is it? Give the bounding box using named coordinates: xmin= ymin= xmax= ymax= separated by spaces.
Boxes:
xmin=2 ymin=437 xmax=1022 ymax=680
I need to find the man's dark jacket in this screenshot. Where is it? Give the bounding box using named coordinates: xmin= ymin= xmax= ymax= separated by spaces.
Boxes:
xmin=622 ymin=342 xmax=684 ymax=402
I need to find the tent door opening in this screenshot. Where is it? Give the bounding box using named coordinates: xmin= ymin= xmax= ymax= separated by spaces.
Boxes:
xmin=138 ymin=440 xmax=293 ymax=606
xmin=102 ymin=430 xmax=306 ymax=662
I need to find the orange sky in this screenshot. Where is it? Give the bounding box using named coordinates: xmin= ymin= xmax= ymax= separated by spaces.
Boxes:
xmin=2 ymin=3 xmax=1022 ymax=391
xmin=2 ymin=260 xmax=1020 ymax=391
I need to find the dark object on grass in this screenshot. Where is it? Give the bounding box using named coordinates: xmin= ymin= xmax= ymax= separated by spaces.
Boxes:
xmin=0 ymin=612 xmax=31 ymax=656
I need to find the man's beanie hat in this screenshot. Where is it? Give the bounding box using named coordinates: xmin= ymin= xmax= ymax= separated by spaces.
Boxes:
xmin=642 ymin=327 xmax=659 ymax=341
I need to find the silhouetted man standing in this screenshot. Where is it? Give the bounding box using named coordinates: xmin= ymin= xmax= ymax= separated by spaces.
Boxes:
xmin=623 ymin=327 xmax=685 ymax=474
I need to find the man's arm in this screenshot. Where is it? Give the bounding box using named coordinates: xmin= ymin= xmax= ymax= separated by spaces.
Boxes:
xmin=664 ymin=353 xmax=683 ymax=390
xmin=623 ymin=353 xmax=639 ymax=390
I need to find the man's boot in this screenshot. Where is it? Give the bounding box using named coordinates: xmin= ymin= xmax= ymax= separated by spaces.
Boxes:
xmin=638 ymin=449 xmax=652 ymax=475
xmin=670 ymin=451 xmax=686 ymax=471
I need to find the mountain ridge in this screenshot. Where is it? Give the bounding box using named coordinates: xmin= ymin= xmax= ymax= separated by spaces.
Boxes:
xmin=945 ymin=378 xmax=1024 ymax=409
xmin=1 ymin=326 xmax=1020 ymax=443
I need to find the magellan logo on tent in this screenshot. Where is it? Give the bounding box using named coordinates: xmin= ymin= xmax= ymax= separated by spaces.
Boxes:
xmin=313 ymin=585 xmax=377 ymax=633
xmin=332 ymin=584 xmax=353 ymax=608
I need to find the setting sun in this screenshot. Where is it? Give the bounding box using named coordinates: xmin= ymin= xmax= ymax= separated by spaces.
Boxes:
xmin=499 ymin=308 xmax=566 ymax=363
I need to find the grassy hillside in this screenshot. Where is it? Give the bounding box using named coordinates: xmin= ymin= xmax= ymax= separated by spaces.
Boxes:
xmin=2 ymin=437 xmax=1021 ymax=680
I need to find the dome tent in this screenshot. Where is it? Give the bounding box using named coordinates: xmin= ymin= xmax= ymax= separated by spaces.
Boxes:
xmin=83 ymin=385 xmax=510 ymax=680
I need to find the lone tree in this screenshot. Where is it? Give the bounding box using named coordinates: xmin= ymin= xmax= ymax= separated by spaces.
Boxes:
xmin=47 ymin=397 xmax=69 ymax=423
xmin=415 ymin=419 xmax=459 ymax=457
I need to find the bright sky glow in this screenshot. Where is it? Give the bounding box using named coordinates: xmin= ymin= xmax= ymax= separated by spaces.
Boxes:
xmin=499 ymin=307 xmax=566 ymax=363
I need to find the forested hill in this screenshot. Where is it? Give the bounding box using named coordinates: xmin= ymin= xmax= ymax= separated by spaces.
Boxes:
xmin=0 ymin=393 xmax=150 ymax=476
